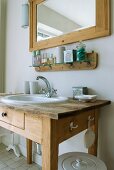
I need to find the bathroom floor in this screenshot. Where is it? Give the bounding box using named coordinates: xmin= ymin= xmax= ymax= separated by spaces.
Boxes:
xmin=0 ymin=144 xmax=41 ymax=170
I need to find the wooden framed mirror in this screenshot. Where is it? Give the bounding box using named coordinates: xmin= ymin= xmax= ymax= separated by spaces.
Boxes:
xmin=29 ymin=0 xmax=110 ymax=51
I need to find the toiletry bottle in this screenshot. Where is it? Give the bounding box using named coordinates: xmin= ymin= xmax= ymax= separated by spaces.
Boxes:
xmin=53 ymin=56 xmax=56 ymax=64
xmin=41 ymin=53 xmax=47 ymax=64
xmin=76 ymin=41 xmax=86 ymax=62
xmin=36 ymin=50 xmax=41 ymax=66
xmin=44 ymin=53 xmax=47 ymax=64
xmin=50 ymin=54 xmax=54 ymax=64
xmin=41 ymin=54 xmax=45 ymax=64
xmin=32 ymin=51 xmax=37 ymax=66
xmin=56 ymin=46 xmax=65 ymax=64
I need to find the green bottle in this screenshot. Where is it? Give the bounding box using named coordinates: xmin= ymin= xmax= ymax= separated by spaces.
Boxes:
xmin=76 ymin=41 xmax=86 ymax=62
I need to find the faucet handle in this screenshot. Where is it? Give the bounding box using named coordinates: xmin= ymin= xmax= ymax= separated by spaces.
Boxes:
xmin=39 ymin=88 xmax=46 ymax=94
xmin=52 ymin=88 xmax=57 ymax=96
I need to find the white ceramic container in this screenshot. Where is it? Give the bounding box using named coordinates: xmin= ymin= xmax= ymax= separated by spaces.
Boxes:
xmin=58 ymin=152 xmax=107 ymax=170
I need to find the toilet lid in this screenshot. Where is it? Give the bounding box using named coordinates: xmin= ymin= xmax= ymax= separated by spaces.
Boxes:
xmin=58 ymin=152 xmax=107 ymax=170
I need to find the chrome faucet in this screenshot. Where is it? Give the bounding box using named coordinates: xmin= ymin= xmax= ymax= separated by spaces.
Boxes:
xmin=36 ymin=76 xmax=57 ymax=98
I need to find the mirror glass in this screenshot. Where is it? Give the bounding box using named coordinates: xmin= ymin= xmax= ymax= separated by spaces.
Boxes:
xmin=37 ymin=0 xmax=96 ymax=41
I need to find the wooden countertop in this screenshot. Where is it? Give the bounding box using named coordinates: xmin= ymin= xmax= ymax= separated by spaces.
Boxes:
xmin=0 ymin=94 xmax=111 ymax=119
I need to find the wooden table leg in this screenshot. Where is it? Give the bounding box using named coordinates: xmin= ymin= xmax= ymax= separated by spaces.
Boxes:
xmin=42 ymin=118 xmax=59 ymax=170
xmin=26 ymin=139 xmax=32 ymax=164
xmin=88 ymin=109 xmax=99 ymax=156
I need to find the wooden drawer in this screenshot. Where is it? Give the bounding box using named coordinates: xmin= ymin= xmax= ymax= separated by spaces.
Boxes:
xmin=0 ymin=108 xmax=25 ymax=129
xmin=57 ymin=110 xmax=95 ymax=143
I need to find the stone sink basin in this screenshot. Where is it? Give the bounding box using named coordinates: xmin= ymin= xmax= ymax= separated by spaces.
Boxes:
xmin=1 ymin=94 xmax=68 ymax=105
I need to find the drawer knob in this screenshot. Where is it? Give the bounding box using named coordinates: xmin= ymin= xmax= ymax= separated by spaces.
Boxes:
xmin=1 ymin=112 xmax=7 ymax=117
xmin=70 ymin=122 xmax=78 ymax=131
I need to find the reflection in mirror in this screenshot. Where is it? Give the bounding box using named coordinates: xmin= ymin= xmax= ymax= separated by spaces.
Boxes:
xmin=37 ymin=0 xmax=96 ymax=41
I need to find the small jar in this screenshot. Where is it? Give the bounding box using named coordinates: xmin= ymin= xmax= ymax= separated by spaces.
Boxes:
xmin=72 ymin=86 xmax=88 ymax=98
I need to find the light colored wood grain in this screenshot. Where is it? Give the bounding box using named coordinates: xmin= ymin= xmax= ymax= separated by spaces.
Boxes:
xmin=42 ymin=118 xmax=59 ymax=170
xmin=26 ymin=139 xmax=32 ymax=164
xmin=29 ymin=0 xmax=33 ymax=49
xmin=0 ymin=112 xmax=42 ymax=144
xmin=88 ymin=109 xmax=99 ymax=156
xmin=35 ymin=52 xmax=98 ymax=72
xmin=57 ymin=110 xmax=95 ymax=143
xmin=29 ymin=0 xmax=111 ymax=51
xmin=96 ymin=0 xmax=111 ymax=31
xmin=0 ymin=108 xmax=25 ymax=129
xmin=0 ymin=100 xmax=111 ymax=169
xmin=0 ymin=99 xmax=110 ymax=119
xmin=25 ymin=113 xmax=42 ymax=143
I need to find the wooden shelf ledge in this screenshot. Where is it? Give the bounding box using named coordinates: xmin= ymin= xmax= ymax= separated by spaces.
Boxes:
xmin=35 ymin=52 xmax=98 ymax=72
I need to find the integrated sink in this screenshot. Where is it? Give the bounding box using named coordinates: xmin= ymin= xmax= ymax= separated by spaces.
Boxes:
xmin=1 ymin=94 xmax=68 ymax=105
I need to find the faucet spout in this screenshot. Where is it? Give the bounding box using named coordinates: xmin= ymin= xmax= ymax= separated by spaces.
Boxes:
xmin=36 ymin=76 xmax=52 ymax=97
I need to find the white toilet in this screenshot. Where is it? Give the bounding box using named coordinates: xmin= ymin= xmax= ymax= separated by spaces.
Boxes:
xmin=58 ymin=152 xmax=107 ymax=170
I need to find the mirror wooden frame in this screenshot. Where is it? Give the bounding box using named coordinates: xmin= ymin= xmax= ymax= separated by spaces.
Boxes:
xmin=29 ymin=0 xmax=111 ymax=51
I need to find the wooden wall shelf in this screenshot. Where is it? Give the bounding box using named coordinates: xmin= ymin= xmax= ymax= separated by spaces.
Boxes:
xmin=35 ymin=52 xmax=98 ymax=72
